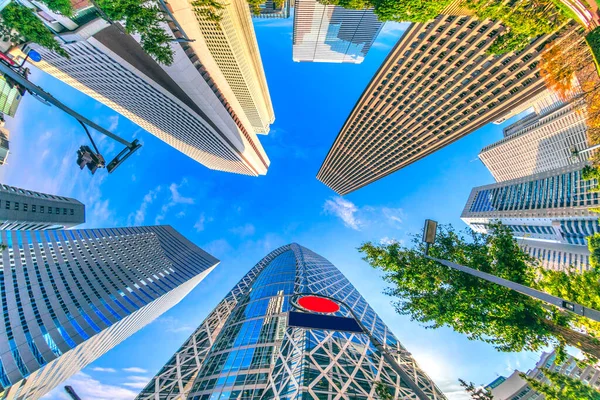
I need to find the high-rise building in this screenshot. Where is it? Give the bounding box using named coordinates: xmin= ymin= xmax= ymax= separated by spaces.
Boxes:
xmin=28 ymin=14 xmax=270 ymax=176
xmin=317 ymin=13 xmax=555 ymax=195
xmin=137 ymin=243 xmax=445 ymax=400
xmin=488 ymin=350 xmax=600 ymax=399
xmin=251 ymin=0 xmax=291 ymax=19
xmin=0 ymin=184 xmax=85 ymax=230
xmin=0 ymin=121 xmax=9 ymax=165
xmin=292 ymin=0 xmax=383 ymax=63
xmin=479 ymin=100 xmax=589 ymax=182
xmin=0 ymin=225 xmax=219 ymax=400
xmin=0 ymin=74 xmax=24 ymax=118
xmin=518 ymin=238 xmax=591 ymax=272
xmin=186 ymin=0 xmax=275 ymax=134
xmin=461 ymin=162 xmax=600 ymax=246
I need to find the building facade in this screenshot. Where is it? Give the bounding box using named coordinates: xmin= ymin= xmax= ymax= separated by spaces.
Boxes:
xmin=489 ymin=350 xmax=600 ymax=400
xmin=519 ymin=238 xmax=591 ymax=272
xmin=251 ymin=0 xmax=291 ymax=19
xmin=188 ymin=0 xmax=275 ymax=134
xmin=28 ymin=15 xmax=270 ymax=176
xmin=317 ymin=13 xmax=554 ymax=195
xmin=479 ymin=100 xmax=589 ymax=182
xmin=0 ymin=225 xmax=218 ymax=400
xmin=461 ymin=162 xmax=599 ymax=248
xmin=293 ymin=0 xmax=382 ymax=63
xmin=0 ymin=184 xmax=84 ymax=230
xmin=137 ymin=243 xmax=445 ymax=400
xmin=0 ymin=121 xmax=9 ymax=165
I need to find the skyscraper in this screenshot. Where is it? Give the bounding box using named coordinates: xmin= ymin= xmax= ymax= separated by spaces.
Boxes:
xmin=461 ymin=162 xmax=599 ymax=247
xmin=0 ymin=121 xmax=9 ymax=165
xmin=293 ymin=0 xmax=383 ymax=63
xmin=251 ymin=0 xmax=291 ymax=19
xmin=479 ymin=100 xmax=589 ymax=182
xmin=185 ymin=0 xmax=276 ymax=134
xmin=28 ymin=13 xmax=270 ymax=176
xmin=0 ymin=225 xmax=218 ymax=400
xmin=488 ymin=350 xmax=600 ymax=399
xmin=137 ymin=243 xmax=445 ymax=400
xmin=518 ymin=238 xmax=591 ymax=272
xmin=317 ymin=13 xmax=555 ymax=195
xmin=0 ymin=184 xmax=85 ymax=230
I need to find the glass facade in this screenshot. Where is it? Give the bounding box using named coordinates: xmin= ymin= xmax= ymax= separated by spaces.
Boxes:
xmin=139 ymin=243 xmax=445 ymax=400
xmin=0 ymin=226 xmax=218 ymax=400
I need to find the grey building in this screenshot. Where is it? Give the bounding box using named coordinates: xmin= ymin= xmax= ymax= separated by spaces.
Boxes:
xmin=137 ymin=243 xmax=445 ymax=400
xmin=479 ymin=100 xmax=589 ymax=182
xmin=0 ymin=122 xmax=8 ymax=166
xmin=0 ymin=225 xmax=219 ymax=400
xmin=489 ymin=350 xmax=600 ymax=399
xmin=0 ymin=184 xmax=85 ymax=230
xmin=519 ymin=238 xmax=591 ymax=272
xmin=293 ymin=0 xmax=383 ymax=63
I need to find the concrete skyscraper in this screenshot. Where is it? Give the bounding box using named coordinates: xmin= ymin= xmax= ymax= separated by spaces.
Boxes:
xmin=0 ymin=184 xmax=85 ymax=230
xmin=27 ymin=5 xmax=271 ymax=176
xmin=137 ymin=243 xmax=445 ymax=400
xmin=461 ymin=162 xmax=598 ymax=269
xmin=317 ymin=13 xmax=555 ymax=195
xmin=0 ymin=226 xmax=218 ymax=400
xmin=479 ymin=100 xmax=589 ymax=182
xmin=488 ymin=350 xmax=600 ymax=399
xmin=293 ymin=0 xmax=383 ymax=63
xmin=518 ymin=238 xmax=591 ymax=272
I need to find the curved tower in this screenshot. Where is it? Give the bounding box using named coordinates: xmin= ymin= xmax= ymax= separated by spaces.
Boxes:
xmin=138 ymin=243 xmax=445 ymax=399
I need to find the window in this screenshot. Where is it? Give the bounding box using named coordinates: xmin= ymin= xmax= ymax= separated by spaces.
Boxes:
xmin=32 ymin=205 xmax=36 ymax=212
xmin=63 ymin=208 xmax=67 ymax=215
xmin=48 ymin=207 xmax=52 ymax=214
xmin=40 ymin=206 xmax=44 ymax=213
xmin=55 ymin=207 xmax=60 ymax=214
xmin=23 ymin=204 xmax=27 ymax=212
xmin=70 ymin=209 xmax=74 ymax=216
xmin=5 ymin=201 xmax=9 ymax=209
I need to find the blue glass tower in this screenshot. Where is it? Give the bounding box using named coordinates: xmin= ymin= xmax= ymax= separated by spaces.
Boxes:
xmin=138 ymin=243 xmax=445 ymax=399
xmin=0 ymin=226 xmax=218 ymax=400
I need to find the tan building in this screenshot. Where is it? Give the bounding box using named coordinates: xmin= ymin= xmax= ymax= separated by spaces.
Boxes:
xmin=317 ymin=14 xmax=556 ymax=195
xmin=184 ymin=0 xmax=275 ymax=134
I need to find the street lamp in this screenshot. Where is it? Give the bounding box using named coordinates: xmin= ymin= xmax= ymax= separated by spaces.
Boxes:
xmin=421 ymin=219 xmax=600 ymax=323
xmin=289 ymin=293 xmax=432 ymax=400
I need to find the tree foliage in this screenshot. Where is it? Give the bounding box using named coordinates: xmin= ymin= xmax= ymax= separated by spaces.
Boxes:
xmin=0 ymin=3 xmax=68 ymax=57
xmin=458 ymin=379 xmax=493 ymax=400
xmin=192 ymin=0 xmax=226 ymax=22
xmin=359 ymin=223 xmax=600 ymax=359
xmin=95 ymin=0 xmax=174 ymax=65
xmin=463 ymin=0 xmax=568 ymax=54
xmin=522 ymin=368 xmax=600 ymax=400
xmin=39 ymin=0 xmax=74 ymax=16
xmin=374 ymin=381 xmax=393 ymax=400
xmin=316 ymin=0 xmax=453 ymax=23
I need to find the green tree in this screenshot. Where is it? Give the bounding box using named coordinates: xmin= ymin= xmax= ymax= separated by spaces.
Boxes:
xmin=316 ymin=0 xmax=453 ymax=22
xmin=192 ymin=0 xmax=226 ymax=22
xmin=359 ymin=223 xmax=600 ymax=359
xmin=374 ymin=381 xmax=393 ymax=400
xmin=588 ymin=233 xmax=600 ymax=269
xmin=0 ymin=3 xmax=68 ymax=57
xmin=39 ymin=0 xmax=74 ymax=16
xmin=522 ymin=368 xmax=600 ymax=400
xmin=94 ymin=0 xmax=174 ymax=65
xmin=458 ymin=379 xmax=493 ymax=400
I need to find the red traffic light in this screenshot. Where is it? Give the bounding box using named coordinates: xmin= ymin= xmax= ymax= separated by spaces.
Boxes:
xmin=298 ymin=296 xmax=340 ymax=313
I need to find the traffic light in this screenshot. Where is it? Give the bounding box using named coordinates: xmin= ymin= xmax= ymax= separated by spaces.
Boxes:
xmin=76 ymin=145 xmax=105 ymax=174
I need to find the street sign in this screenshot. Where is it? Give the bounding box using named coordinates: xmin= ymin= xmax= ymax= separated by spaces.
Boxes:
xmin=297 ymin=295 xmax=340 ymax=313
xmin=28 ymin=50 xmax=42 ymax=63
xmin=288 ymin=311 xmax=363 ymax=333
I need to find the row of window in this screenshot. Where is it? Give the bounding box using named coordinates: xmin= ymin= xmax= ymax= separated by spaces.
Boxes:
xmin=0 ymin=200 xmax=74 ymax=216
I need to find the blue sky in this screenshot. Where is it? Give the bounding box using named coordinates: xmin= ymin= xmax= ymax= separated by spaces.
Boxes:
xmin=1 ymin=16 xmax=548 ymax=400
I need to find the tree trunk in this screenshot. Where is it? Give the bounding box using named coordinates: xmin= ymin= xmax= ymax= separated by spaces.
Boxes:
xmin=542 ymin=320 xmax=600 ymax=359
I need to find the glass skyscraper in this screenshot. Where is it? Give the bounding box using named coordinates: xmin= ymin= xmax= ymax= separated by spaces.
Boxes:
xmin=0 ymin=226 xmax=218 ymax=400
xmin=138 ymin=243 xmax=445 ymax=400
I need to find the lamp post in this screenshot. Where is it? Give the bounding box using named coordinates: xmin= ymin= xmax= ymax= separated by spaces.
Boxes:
xmin=422 ymin=219 xmax=600 ymax=323
xmin=289 ymin=293 xmax=432 ymax=400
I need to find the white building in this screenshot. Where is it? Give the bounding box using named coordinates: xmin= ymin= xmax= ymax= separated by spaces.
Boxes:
xmin=293 ymin=0 xmax=383 ymax=63
xmin=519 ymin=238 xmax=591 ymax=272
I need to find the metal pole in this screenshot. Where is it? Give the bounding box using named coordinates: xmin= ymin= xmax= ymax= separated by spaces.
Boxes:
xmin=424 ymin=255 xmax=600 ymax=323
xmin=0 ymin=61 xmax=134 ymax=148
xmin=290 ymin=293 xmax=433 ymax=400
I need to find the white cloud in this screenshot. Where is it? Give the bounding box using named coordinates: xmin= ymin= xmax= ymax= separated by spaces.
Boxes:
xmin=203 ymin=239 xmax=233 ymax=257
xmin=107 ymin=115 xmax=119 ymax=132
xmin=155 ymin=180 xmax=195 ymax=224
xmin=230 ymin=223 xmax=255 ymax=237
xmin=90 ymin=367 xmax=116 ymax=373
xmin=154 ymin=316 xmax=196 ymax=334
xmin=323 ymin=197 xmax=361 ymax=230
xmin=122 ymin=376 xmax=151 ymax=389
xmin=40 ymin=372 xmax=136 ymax=400
xmin=379 ymin=237 xmax=401 ymax=245
xmin=127 ymin=186 xmax=161 ymax=226
xmin=382 ymin=207 xmax=403 ymax=226
xmin=122 ymin=367 xmax=148 ymax=374
xmin=194 ymin=213 xmax=206 ymax=232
